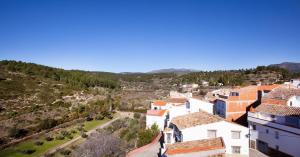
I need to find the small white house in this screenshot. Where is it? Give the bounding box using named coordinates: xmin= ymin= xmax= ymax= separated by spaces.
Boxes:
xmin=248 ymin=104 xmax=300 ymax=157
xmin=290 ymin=79 xmax=300 ymax=88
xmin=146 ymin=109 xmax=168 ymax=131
xmin=188 ymin=97 xmax=214 ymax=114
xmin=163 ymin=111 xmax=249 ymax=156
xmin=151 ymin=100 xmax=169 ymax=110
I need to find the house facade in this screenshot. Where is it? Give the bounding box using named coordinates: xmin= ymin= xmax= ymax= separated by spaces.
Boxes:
xmin=214 ymin=85 xmax=279 ymax=125
xmin=248 ymin=104 xmax=300 ymax=157
xmin=146 ymin=109 xmax=168 ymax=130
xmin=163 ymin=111 xmax=249 ymax=156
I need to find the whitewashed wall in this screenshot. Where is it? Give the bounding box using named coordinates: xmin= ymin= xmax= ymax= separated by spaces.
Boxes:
xmin=287 ymin=96 xmax=300 ymax=107
xmin=188 ymin=98 xmax=214 ymax=114
xmin=146 ymin=115 xmax=165 ymax=131
xmin=249 ymin=122 xmax=300 ymax=157
xmin=176 ymin=121 xmax=249 ymax=155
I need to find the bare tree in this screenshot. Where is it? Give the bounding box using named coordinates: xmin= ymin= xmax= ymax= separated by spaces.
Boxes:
xmin=73 ymin=132 xmax=125 ymax=157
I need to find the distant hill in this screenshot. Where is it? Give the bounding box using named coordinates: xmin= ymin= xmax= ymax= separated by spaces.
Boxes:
xmin=148 ymin=68 xmax=198 ymax=74
xmin=269 ymin=62 xmax=300 ymax=73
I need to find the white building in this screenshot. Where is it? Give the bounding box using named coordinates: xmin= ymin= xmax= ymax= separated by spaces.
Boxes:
xmin=188 ymin=97 xmax=214 ymax=114
xmin=146 ymin=109 xmax=168 ymax=131
xmin=248 ymin=104 xmax=300 ymax=157
xmin=290 ymin=79 xmax=300 ymax=88
xmin=163 ymin=111 xmax=249 ymax=156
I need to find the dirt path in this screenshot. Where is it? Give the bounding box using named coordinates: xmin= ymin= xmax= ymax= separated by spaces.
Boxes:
xmin=45 ymin=111 xmax=134 ymax=155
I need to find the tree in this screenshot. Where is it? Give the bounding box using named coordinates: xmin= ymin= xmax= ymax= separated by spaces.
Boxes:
xmin=74 ymin=132 xmax=124 ymax=157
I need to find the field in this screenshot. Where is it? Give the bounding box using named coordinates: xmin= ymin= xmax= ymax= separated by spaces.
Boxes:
xmin=0 ymin=117 xmax=112 ymax=157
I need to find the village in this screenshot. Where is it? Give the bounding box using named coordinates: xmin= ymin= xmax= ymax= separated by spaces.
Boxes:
xmin=144 ymin=78 xmax=300 ymax=157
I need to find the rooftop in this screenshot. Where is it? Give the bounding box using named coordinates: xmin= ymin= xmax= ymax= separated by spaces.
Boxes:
xmin=146 ymin=109 xmax=167 ymax=116
xmin=153 ymin=100 xmax=167 ymax=106
xmin=171 ymin=111 xmax=223 ymax=129
xmin=166 ymin=98 xmax=187 ymax=105
xmin=165 ymin=137 xmax=225 ymax=155
xmin=254 ymin=104 xmax=300 ymax=117
xmin=263 ymin=86 xmax=300 ymax=102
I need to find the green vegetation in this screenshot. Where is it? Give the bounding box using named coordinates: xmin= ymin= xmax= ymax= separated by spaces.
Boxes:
xmin=0 ymin=117 xmax=115 ymax=157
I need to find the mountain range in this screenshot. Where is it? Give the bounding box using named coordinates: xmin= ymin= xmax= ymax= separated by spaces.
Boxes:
xmin=269 ymin=62 xmax=300 ymax=73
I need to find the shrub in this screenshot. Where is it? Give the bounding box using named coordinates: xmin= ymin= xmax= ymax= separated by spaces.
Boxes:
xmin=70 ymin=129 xmax=77 ymax=134
xmin=133 ymin=113 xmax=141 ymax=119
xmin=45 ymin=136 xmax=54 ymax=141
xmin=34 ymin=141 xmax=44 ymax=146
xmin=43 ymin=153 xmax=55 ymax=157
xmin=8 ymin=127 xmax=28 ymax=138
xmin=81 ymin=133 xmax=88 ymax=138
xmin=39 ymin=118 xmax=58 ymax=130
xmin=61 ymin=130 xmax=71 ymax=137
xmin=55 ymin=134 xmax=65 ymax=140
xmin=20 ymin=149 xmax=36 ymax=154
xmin=59 ymin=148 xmax=72 ymax=156
xmin=95 ymin=114 xmax=104 ymax=120
xmin=86 ymin=116 xmax=93 ymax=121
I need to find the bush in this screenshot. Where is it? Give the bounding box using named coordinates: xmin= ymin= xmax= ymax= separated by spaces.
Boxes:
xmin=55 ymin=134 xmax=65 ymax=140
xmin=34 ymin=141 xmax=44 ymax=146
xmin=20 ymin=149 xmax=36 ymax=154
xmin=70 ymin=129 xmax=77 ymax=134
xmin=59 ymin=148 xmax=72 ymax=156
xmin=81 ymin=133 xmax=88 ymax=138
xmin=133 ymin=113 xmax=141 ymax=119
xmin=8 ymin=127 xmax=28 ymax=138
xmin=45 ymin=136 xmax=54 ymax=141
xmin=86 ymin=116 xmax=93 ymax=121
xmin=95 ymin=114 xmax=104 ymax=120
xmin=137 ymin=124 xmax=159 ymax=147
xmin=61 ymin=130 xmax=71 ymax=137
xmin=39 ymin=118 xmax=58 ymax=130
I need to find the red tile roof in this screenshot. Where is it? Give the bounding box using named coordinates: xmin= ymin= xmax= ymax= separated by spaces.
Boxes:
xmin=254 ymin=104 xmax=300 ymax=117
xmin=171 ymin=111 xmax=223 ymax=129
xmin=146 ymin=109 xmax=167 ymax=116
xmin=165 ymin=137 xmax=225 ymax=155
xmin=153 ymin=100 xmax=167 ymax=106
xmin=166 ymin=98 xmax=187 ymax=105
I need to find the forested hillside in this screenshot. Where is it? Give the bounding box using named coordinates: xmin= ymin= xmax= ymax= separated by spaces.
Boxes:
xmin=0 ymin=60 xmax=299 ymax=147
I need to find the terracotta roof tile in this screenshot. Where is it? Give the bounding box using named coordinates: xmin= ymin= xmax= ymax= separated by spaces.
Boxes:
xmin=146 ymin=110 xmax=167 ymax=116
xmin=171 ymin=111 xmax=223 ymax=129
xmin=167 ymin=98 xmax=187 ymax=104
xmin=263 ymin=86 xmax=300 ymax=102
xmin=254 ymin=104 xmax=300 ymax=117
xmin=165 ymin=137 xmax=225 ymax=155
xmin=153 ymin=100 xmax=167 ymax=106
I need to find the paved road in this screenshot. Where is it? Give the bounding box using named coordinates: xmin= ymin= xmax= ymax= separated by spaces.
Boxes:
xmin=46 ymin=111 xmax=133 ymax=155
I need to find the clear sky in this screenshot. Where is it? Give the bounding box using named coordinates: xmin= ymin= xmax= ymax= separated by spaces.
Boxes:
xmin=0 ymin=0 xmax=300 ymax=72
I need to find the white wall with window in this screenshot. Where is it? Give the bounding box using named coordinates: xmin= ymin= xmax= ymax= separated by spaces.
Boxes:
xmin=169 ymin=121 xmax=249 ymax=155
xmin=248 ymin=112 xmax=300 ymax=157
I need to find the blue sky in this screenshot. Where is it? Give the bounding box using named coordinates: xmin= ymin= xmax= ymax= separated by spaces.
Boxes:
xmin=0 ymin=0 xmax=300 ymax=72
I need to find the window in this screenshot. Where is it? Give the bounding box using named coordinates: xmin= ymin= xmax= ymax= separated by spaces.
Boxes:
xmin=252 ymin=124 xmax=256 ymax=130
xmin=290 ymin=101 xmax=293 ymax=106
xmin=231 ymin=131 xmax=241 ymax=139
xmin=266 ymin=129 xmax=269 ymax=134
xmin=207 ymin=130 xmax=217 ymax=138
xmin=232 ymin=146 xmax=241 ymax=154
xmin=275 ymin=131 xmax=279 ymax=139
xmin=276 ymin=145 xmax=279 ymax=150
xmin=166 ymin=133 xmax=171 ymax=143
